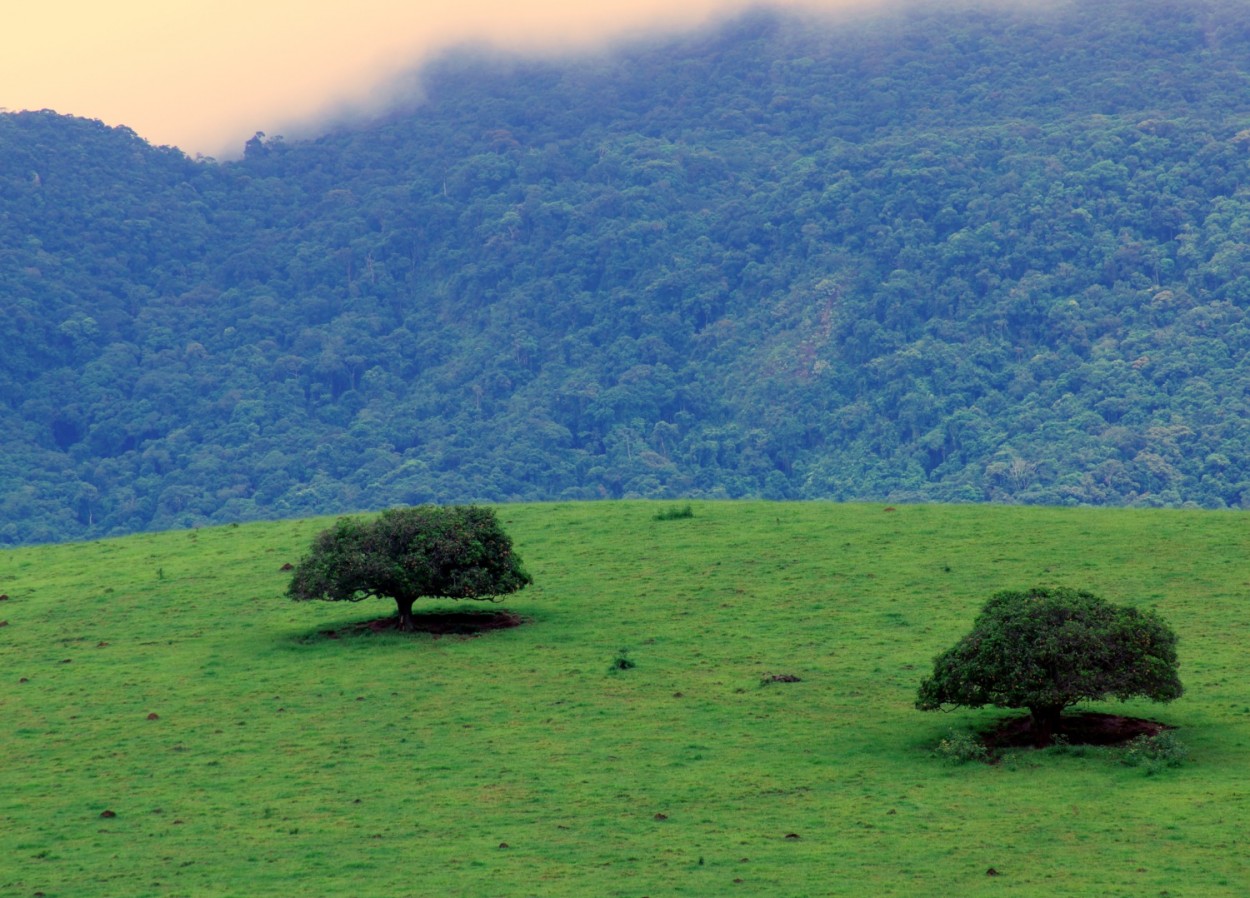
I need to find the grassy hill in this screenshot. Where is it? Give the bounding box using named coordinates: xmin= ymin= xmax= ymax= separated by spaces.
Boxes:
xmin=3 ymin=500 xmax=1247 ymax=896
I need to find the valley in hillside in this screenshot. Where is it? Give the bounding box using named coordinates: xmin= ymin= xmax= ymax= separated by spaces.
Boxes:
xmin=6 ymin=0 xmax=1250 ymax=544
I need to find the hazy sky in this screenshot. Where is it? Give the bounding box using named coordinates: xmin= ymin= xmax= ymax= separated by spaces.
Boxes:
xmin=2 ymin=0 xmax=874 ymax=159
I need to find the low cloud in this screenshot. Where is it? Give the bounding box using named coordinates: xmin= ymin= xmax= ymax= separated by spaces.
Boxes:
xmin=3 ymin=0 xmax=886 ymax=158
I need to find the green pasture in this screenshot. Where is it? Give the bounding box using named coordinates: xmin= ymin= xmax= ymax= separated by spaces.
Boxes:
xmin=3 ymin=501 xmax=1248 ymax=896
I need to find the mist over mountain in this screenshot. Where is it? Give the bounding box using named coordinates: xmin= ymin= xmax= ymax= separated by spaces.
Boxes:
xmin=5 ymin=0 xmax=1250 ymax=545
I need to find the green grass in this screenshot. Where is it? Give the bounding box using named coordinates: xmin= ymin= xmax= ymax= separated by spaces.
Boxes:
xmin=3 ymin=501 xmax=1249 ymax=896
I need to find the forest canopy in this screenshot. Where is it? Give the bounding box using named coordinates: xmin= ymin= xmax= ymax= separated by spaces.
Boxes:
xmin=5 ymin=0 xmax=1250 ymax=544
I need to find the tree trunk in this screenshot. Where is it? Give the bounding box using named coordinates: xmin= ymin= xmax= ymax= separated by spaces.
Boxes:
xmin=395 ymin=596 xmax=416 ymax=632
xmin=1028 ymin=705 xmax=1064 ymax=747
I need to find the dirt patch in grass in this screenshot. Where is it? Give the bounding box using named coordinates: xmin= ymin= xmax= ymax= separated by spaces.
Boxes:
xmin=762 ymin=673 xmax=802 ymax=684
xmin=319 ymin=610 xmax=525 ymax=639
xmin=982 ymin=711 xmax=1174 ymax=751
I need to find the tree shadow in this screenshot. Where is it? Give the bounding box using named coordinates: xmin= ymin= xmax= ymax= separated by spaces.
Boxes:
xmin=298 ymin=609 xmax=525 ymax=642
xmin=981 ymin=711 xmax=1174 ymax=751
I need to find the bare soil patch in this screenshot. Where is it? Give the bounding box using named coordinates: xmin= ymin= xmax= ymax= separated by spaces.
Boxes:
xmin=981 ymin=711 xmax=1173 ymax=751
xmin=762 ymin=673 xmax=802 ymax=684
xmin=318 ymin=610 xmax=524 ymax=639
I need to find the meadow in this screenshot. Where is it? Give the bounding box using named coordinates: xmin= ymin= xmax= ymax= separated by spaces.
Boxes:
xmin=3 ymin=501 xmax=1248 ymax=897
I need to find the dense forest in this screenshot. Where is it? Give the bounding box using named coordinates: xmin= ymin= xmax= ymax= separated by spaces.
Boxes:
xmin=6 ymin=0 xmax=1250 ymax=545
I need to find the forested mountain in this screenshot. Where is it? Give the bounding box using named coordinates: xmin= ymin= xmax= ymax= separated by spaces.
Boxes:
xmin=6 ymin=0 xmax=1250 ymax=545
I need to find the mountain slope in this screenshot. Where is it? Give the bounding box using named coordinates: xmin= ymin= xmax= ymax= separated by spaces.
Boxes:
xmin=6 ymin=0 xmax=1250 ymax=544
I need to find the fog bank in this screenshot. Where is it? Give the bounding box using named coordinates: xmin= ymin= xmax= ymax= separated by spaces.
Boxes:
xmin=3 ymin=0 xmax=886 ymax=157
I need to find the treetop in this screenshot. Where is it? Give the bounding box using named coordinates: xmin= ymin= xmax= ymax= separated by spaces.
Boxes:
xmin=916 ymin=586 xmax=1182 ymax=719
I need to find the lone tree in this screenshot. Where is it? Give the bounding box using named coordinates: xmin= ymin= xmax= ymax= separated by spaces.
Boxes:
xmin=916 ymin=587 xmax=1182 ymax=746
xmin=287 ymin=505 xmax=532 ymax=631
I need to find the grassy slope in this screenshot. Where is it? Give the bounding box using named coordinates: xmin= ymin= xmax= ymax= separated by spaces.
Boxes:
xmin=2 ymin=501 xmax=1247 ymax=897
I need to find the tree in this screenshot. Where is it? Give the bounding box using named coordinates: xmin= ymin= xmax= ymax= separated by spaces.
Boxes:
xmin=287 ymin=505 xmax=532 ymax=631
xmin=916 ymin=587 xmax=1182 ymax=746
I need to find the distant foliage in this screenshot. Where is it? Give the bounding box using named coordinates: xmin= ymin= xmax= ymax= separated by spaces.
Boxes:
xmin=9 ymin=0 xmax=1250 ymax=544
xmin=917 ymin=587 xmax=1183 ymax=746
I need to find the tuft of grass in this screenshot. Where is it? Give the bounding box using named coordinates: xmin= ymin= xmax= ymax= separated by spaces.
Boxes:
xmin=652 ymin=503 xmax=694 ymax=521
xmin=0 ymin=501 xmax=1244 ymax=896
xmin=1048 ymin=734 xmax=1088 ymax=758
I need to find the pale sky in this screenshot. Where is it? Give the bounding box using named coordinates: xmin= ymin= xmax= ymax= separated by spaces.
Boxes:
xmin=1 ymin=0 xmax=874 ymax=159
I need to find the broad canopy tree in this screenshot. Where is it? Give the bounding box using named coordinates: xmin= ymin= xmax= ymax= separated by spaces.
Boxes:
xmin=287 ymin=505 xmax=532 ymax=631
xmin=916 ymin=587 xmax=1182 ymax=746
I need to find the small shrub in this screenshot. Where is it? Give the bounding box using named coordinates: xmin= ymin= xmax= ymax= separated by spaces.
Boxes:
xmin=610 ymin=648 xmax=636 ymax=671
xmin=653 ymin=504 xmax=694 ymax=521
xmin=932 ymin=729 xmax=990 ymax=764
xmin=1121 ymin=731 xmax=1189 ymax=772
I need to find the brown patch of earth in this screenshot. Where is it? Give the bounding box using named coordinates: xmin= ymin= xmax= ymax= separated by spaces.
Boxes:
xmin=981 ymin=711 xmax=1173 ymax=751
xmin=319 ymin=610 xmax=524 ymax=639
xmin=763 ymin=673 xmax=802 ymax=683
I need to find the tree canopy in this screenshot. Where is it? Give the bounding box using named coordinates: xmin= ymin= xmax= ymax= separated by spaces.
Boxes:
xmin=916 ymin=587 xmax=1183 ymax=745
xmin=287 ymin=505 xmax=532 ymax=631
xmin=8 ymin=0 xmax=1250 ymax=545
